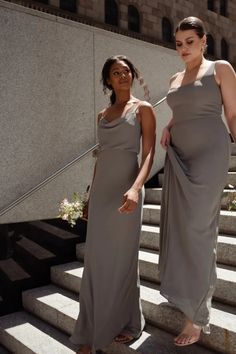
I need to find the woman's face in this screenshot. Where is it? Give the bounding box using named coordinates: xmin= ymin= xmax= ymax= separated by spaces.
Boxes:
xmin=107 ymin=60 xmax=133 ymax=92
xmin=175 ymin=29 xmax=206 ymax=63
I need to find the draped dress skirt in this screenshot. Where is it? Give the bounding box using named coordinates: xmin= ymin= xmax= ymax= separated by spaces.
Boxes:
xmin=70 ymin=104 xmax=145 ymax=352
xmin=159 ymin=62 xmax=231 ymax=330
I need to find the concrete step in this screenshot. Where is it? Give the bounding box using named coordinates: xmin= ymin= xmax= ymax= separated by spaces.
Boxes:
xmin=143 ymin=204 xmax=236 ymax=235
xmin=0 ymin=310 xmax=77 ymax=353
xmin=75 ymin=244 xmax=236 ymax=307
xmin=145 ymin=187 xmax=236 ymax=210
xmin=20 ymin=282 xmax=217 ymax=354
xmin=19 ymin=221 xmax=79 ymax=259
xmin=138 ymin=248 xmax=236 ymax=306
xmin=0 ymin=258 xmax=31 ymax=285
xmin=222 ymin=189 xmax=236 ymax=210
xmin=144 ymin=188 xmax=162 ymax=205
xmin=232 ymin=143 xmax=236 ymax=156
xmin=15 ymin=235 xmax=56 ymax=263
xmin=229 ymin=155 xmax=236 ymax=171
xmin=134 ymin=323 xmax=218 ymax=354
xmin=50 ymin=262 xmax=236 ymax=354
xmin=227 ymin=172 xmax=236 ymax=188
xmin=15 ymin=236 xmax=57 ymax=276
xmin=158 ymin=172 xmax=236 ymax=188
xmin=22 ymin=285 xmax=138 ymax=354
xmin=0 ymin=258 xmax=33 ymax=315
xmin=141 ymin=280 xmax=236 ymax=354
xmin=140 ymin=224 xmax=236 ymax=267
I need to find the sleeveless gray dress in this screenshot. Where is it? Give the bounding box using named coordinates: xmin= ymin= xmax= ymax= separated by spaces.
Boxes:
xmin=159 ymin=62 xmax=231 ymax=330
xmin=70 ymin=103 xmax=145 ymax=353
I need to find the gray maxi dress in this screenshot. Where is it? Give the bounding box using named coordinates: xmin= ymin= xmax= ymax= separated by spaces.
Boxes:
xmin=159 ymin=62 xmax=231 ymax=330
xmin=70 ymin=103 xmax=145 ymax=353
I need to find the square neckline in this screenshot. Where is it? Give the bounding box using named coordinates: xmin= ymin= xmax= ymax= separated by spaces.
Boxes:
xmin=170 ymin=61 xmax=215 ymax=91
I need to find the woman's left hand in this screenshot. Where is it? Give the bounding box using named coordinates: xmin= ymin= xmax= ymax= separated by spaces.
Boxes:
xmin=118 ymin=189 xmax=139 ymax=213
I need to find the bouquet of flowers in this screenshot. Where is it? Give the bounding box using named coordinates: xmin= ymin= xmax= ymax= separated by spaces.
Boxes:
xmin=222 ymin=185 xmax=236 ymax=211
xmin=58 ymin=191 xmax=89 ymax=227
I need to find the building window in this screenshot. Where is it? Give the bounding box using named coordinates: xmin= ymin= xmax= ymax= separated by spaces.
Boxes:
xmin=207 ymin=0 xmax=214 ymax=11
xmin=220 ymin=0 xmax=227 ymax=16
xmin=105 ymin=0 xmax=118 ymax=26
xmin=221 ymin=38 xmax=229 ymax=60
xmin=60 ymin=0 xmax=76 ymax=13
xmin=38 ymin=0 xmax=49 ymax=3
xmin=162 ymin=17 xmax=173 ymax=43
xmin=207 ymin=34 xmax=215 ymax=56
xmin=128 ymin=5 xmax=140 ymax=33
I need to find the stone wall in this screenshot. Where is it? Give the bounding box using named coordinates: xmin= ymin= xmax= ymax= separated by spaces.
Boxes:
xmin=0 ymin=0 xmax=180 ymax=223
xmin=46 ymin=0 xmax=236 ymax=64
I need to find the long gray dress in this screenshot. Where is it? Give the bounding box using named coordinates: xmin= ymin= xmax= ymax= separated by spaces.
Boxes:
xmin=70 ymin=103 xmax=145 ymax=353
xmin=159 ymin=62 xmax=231 ymax=331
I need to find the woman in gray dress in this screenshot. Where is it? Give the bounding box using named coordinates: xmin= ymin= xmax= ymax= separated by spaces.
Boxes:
xmin=159 ymin=16 xmax=236 ymax=347
xmin=70 ymin=55 xmax=156 ymax=354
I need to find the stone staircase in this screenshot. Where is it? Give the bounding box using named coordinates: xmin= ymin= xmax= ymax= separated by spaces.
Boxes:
xmin=0 ymin=220 xmax=84 ymax=315
xmin=0 ymin=143 xmax=236 ymax=354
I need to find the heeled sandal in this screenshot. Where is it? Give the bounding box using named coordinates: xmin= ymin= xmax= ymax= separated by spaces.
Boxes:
xmin=114 ymin=333 xmax=134 ymax=344
xmin=76 ymin=345 xmax=92 ymax=354
xmin=174 ymin=323 xmax=210 ymax=347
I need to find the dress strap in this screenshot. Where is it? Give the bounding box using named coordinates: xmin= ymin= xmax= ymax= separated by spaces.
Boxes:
xmin=129 ymin=100 xmax=142 ymax=114
xmin=209 ymin=61 xmax=216 ymax=76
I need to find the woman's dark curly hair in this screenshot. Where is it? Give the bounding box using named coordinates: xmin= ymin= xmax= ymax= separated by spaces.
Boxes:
xmin=101 ymin=55 xmax=140 ymax=105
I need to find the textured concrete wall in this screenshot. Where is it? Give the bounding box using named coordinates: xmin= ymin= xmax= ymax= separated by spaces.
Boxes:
xmin=0 ymin=0 xmax=182 ymax=223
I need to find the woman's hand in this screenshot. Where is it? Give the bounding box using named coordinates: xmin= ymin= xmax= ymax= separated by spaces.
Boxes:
xmin=160 ymin=126 xmax=171 ymax=150
xmin=118 ymin=189 xmax=139 ymax=214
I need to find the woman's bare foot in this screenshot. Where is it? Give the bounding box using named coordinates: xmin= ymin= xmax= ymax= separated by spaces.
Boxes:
xmin=76 ymin=345 xmax=91 ymax=354
xmin=174 ymin=318 xmax=201 ymax=346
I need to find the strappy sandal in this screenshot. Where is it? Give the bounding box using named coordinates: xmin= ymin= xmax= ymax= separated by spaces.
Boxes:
xmin=114 ymin=333 xmax=134 ymax=344
xmin=76 ymin=345 xmax=92 ymax=354
xmin=174 ymin=323 xmax=201 ymax=346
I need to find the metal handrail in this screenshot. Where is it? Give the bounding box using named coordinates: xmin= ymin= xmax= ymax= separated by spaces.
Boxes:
xmin=0 ymin=96 xmax=166 ymax=217
xmin=153 ymin=96 xmax=166 ymax=108
xmin=0 ymin=143 xmax=99 ymax=217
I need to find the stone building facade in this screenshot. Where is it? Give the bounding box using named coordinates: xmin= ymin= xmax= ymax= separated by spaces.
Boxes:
xmin=5 ymin=0 xmax=236 ymax=65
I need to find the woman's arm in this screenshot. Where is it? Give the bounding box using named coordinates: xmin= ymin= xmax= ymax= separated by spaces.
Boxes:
xmin=160 ymin=118 xmax=173 ymax=149
xmin=119 ymin=102 xmax=156 ymax=213
xmin=216 ymin=60 xmax=236 ymax=141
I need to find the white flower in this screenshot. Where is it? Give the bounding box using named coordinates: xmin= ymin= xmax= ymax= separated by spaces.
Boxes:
xmin=58 ymin=192 xmax=88 ymax=227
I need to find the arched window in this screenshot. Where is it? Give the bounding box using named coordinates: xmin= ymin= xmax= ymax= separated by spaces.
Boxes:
xmin=128 ymin=5 xmax=140 ymax=33
xmin=105 ymin=0 xmax=118 ymax=26
xmin=162 ymin=17 xmax=173 ymax=43
xmin=220 ymin=0 xmax=227 ymax=16
xmin=207 ymin=0 xmax=214 ymax=11
xmin=221 ymin=38 xmax=229 ymax=60
xmin=207 ymin=34 xmax=215 ymax=56
xmin=60 ymin=0 xmax=76 ymax=13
